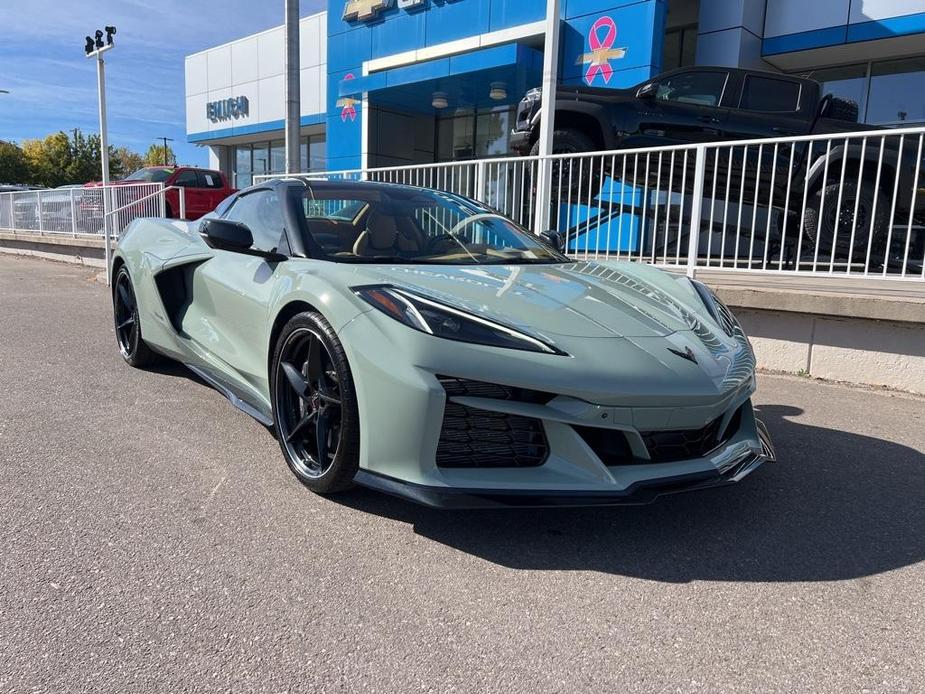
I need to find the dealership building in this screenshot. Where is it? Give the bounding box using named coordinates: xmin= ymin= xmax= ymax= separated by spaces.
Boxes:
xmin=185 ymin=0 xmax=925 ymax=187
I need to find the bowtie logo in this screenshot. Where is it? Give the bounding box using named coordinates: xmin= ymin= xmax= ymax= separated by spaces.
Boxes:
xmin=343 ymin=0 xmax=391 ymax=22
xmin=577 ymin=16 xmax=627 ymax=86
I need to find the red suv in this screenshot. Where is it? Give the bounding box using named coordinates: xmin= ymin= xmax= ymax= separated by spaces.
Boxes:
xmin=85 ymin=166 xmax=236 ymax=220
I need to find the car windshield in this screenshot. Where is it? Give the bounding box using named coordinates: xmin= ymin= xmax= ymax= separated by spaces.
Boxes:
xmin=123 ymin=167 xmax=174 ymax=183
xmin=300 ymin=186 xmax=570 ymax=265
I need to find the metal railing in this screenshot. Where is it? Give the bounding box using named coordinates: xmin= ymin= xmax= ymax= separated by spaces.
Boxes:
xmin=258 ymin=124 xmax=925 ymax=281
xmin=0 ymin=182 xmax=165 ymax=237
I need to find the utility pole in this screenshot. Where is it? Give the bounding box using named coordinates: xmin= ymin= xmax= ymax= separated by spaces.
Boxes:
xmin=533 ymin=0 xmax=562 ymax=234
xmin=284 ymin=0 xmax=301 ymax=175
xmin=85 ymin=26 xmax=116 ymax=284
xmin=157 ymin=136 xmax=174 ymax=165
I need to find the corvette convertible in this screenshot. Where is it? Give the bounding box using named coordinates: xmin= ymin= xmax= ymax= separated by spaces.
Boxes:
xmin=111 ymin=178 xmax=775 ymax=508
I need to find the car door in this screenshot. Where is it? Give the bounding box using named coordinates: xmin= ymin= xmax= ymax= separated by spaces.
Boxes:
xmin=198 ymin=170 xmax=229 ymax=214
xmin=173 ymin=169 xmax=207 ymax=219
xmin=630 ymin=69 xmax=732 ymax=148
xmin=181 ymin=188 xmax=289 ymax=404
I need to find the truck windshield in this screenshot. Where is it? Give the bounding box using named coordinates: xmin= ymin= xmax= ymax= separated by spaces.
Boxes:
xmin=124 ymin=168 xmax=174 ymax=183
xmin=300 ymin=186 xmax=570 ymax=266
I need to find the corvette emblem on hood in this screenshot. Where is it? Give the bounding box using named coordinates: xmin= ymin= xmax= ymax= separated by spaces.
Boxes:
xmin=668 ymin=346 xmax=698 ymax=364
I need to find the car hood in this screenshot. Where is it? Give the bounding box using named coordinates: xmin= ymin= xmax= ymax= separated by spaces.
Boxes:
xmin=353 ymin=260 xmax=709 ymax=339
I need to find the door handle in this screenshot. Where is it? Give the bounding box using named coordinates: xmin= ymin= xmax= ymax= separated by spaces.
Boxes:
xmin=698 ymin=116 xmax=721 ymax=124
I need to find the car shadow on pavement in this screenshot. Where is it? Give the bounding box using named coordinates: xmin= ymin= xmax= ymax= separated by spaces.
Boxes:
xmin=335 ymin=404 xmax=925 ymax=583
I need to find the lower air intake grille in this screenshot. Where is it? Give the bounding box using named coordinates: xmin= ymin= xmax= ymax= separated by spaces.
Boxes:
xmin=641 ymin=405 xmax=743 ymax=463
xmin=436 ymin=377 xmax=550 ymax=468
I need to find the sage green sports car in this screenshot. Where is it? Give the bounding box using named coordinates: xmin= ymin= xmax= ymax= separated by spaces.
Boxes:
xmin=111 ymin=178 xmax=775 ymax=508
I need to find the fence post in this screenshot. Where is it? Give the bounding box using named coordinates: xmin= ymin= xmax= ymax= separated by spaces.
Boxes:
xmin=158 ymin=183 xmax=166 ymax=217
xmin=685 ymin=145 xmax=707 ymax=279
xmin=475 ymin=160 xmax=488 ymax=204
xmin=36 ymin=191 xmax=44 ymax=235
xmin=533 ymin=157 xmax=553 ymax=235
xmin=69 ymin=188 xmax=78 ymax=237
xmin=179 ymin=187 xmax=186 ymax=220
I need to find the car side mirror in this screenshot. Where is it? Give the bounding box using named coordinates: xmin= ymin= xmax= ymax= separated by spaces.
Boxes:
xmin=636 ymin=82 xmax=658 ymax=99
xmin=540 ymin=230 xmax=563 ymax=251
xmin=200 ymin=218 xmax=253 ymax=252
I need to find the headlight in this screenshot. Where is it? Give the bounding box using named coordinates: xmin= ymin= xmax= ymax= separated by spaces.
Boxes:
xmin=353 ymin=285 xmax=567 ymax=356
xmin=690 ymin=280 xmax=741 ymax=338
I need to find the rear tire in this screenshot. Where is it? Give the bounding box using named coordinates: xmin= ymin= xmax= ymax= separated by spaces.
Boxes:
xmin=803 ymin=179 xmax=887 ymax=262
xmin=112 ymin=266 xmax=160 ymax=368
xmin=271 ymin=312 xmax=360 ymax=495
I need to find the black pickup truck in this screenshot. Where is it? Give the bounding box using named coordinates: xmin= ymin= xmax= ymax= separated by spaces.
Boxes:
xmin=511 ymin=66 xmax=924 ymax=262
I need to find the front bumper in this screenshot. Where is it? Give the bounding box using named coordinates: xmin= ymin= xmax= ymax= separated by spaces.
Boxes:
xmin=510 ymin=129 xmax=533 ymax=156
xmin=357 ymin=420 xmax=774 ymax=509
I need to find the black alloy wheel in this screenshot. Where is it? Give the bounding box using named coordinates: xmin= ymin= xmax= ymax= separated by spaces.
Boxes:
xmin=272 ymin=312 xmax=360 ymax=494
xmin=113 ymin=266 xmax=158 ymax=367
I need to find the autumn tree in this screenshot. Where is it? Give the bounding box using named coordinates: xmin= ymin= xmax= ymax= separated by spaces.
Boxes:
xmin=0 ymin=140 xmax=29 ymax=184
xmin=144 ymin=143 xmax=176 ymax=167
xmin=112 ymin=147 xmax=144 ymax=178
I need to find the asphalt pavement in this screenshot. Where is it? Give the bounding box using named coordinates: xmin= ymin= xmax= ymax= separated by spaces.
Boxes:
xmin=1 ymin=254 xmax=924 ymax=693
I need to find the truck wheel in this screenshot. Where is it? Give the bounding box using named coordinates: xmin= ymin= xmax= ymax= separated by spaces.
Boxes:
xmin=530 ymin=128 xmax=603 ymax=199
xmin=803 ymin=179 xmax=887 ymax=263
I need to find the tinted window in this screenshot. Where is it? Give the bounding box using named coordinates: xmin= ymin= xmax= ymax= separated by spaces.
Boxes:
xmin=740 ymin=76 xmax=802 ymax=112
xmin=223 ymin=190 xmax=286 ymax=253
xmin=174 ymin=170 xmax=199 ymax=187
xmin=656 ymin=71 xmax=728 ymax=107
xmin=198 ymin=171 xmax=224 ymax=189
xmin=124 ymin=167 xmax=173 ymax=183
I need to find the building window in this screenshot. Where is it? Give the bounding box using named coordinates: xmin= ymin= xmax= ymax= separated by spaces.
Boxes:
xmin=867 ymin=57 xmax=925 ymax=125
xmin=233 ymin=135 xmax=327 ymax=188
xmin=663 ymin=25 xmax=698 ymax=72
xmin=436 ymin=106 xmax=515 ymax=162
xmin=801 ymin=57 xmax=925 ymax=126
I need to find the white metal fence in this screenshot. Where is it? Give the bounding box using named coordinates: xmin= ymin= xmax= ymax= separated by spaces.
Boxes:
xmin=259 ymin=124 xmax=925 ymax=281
xmin=0 ymin=182 xmax=165 ymax=237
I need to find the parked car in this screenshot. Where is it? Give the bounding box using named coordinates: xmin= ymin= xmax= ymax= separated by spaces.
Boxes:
xmin=511 ymin=66 xmax=924 ymax=261
xmin=110 ymin=178 xmax=775 ymax=508
xmin=85 ymin=166 xmax=236 ymax=221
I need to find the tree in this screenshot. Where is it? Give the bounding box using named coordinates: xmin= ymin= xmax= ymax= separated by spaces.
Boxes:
xmin=0 ymin=140 xmax=29 ymax=184
xmin=144 ymin=143 xmax=176 ymax=167
xmin=21 ymin=132 xmax=72 ymax=187
xmin=112 ymin=147 xmax=144 ymax=178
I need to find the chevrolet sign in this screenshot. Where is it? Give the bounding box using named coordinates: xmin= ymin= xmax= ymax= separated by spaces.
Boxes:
xmin=343 ymin=0 xmax=432 ymax=22
xmin=206 ymin=96 xmax=250 ymax=122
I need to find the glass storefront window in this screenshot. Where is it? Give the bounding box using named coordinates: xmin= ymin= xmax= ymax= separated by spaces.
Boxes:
xmin=867 ymin=57 xmax=925 ymax=125
xmin=270 ymin=140 xmax=286 ymax=174
xmin=436 ymin=106 xmax=515 ymax=162
xmin=309 ymin=135 xmax=326 ymax=172
xmin=235 ymin=145 xmax=252 ymax=189
xmin=663 ymin=25 xmax=698 ymax=72
xmin=253 ymin=143 xmax=270 ymax=178
xmin=809 ymin=64 xmax=868 ymax=119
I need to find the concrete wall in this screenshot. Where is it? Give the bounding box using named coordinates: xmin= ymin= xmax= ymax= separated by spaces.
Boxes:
xmin=738 ymin=309 xmax=925 ymax=395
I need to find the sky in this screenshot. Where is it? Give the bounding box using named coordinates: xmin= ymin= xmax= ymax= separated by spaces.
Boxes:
xmin=0 ymin=0 xmax=326 ymax=167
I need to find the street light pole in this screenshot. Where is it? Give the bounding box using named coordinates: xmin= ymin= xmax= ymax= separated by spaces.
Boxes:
xmin=157 ymin=136 xmax=174 ymax=165
xmin=85 ymin=27 xmax=116 ymax=284
xmin=534 ymin=0 xmax=562 ymax=234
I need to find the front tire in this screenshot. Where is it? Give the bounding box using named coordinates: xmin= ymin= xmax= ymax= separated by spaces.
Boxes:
xmin=271 ymin=312 xmax=360 ymax=494
xmin=113 ymin=266 xmax=159 ymax=368
xmin=803 ymin=179 xmax=887 ymax=262
xmin=531 ymin=127 xmax=602 ymax=198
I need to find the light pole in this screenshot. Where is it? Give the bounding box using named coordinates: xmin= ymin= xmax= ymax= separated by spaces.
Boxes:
xmin=157 ymin=136 xmax=174 ymax=165
xmin=85 ymin=26 xmax=116 ymax=283
xmin=284 ymin=0 xmax=301 ymax=175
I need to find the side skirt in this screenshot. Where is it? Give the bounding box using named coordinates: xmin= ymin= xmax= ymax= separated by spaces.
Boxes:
xmin=185 ymin=363 xmax=274 ymax=427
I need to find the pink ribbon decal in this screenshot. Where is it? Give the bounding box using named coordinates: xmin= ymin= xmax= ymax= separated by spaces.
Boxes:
xmin=585 ymin=16 xmax=617 ymax=85
xmin=339 ymin=73 xmax=358 ymax=123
